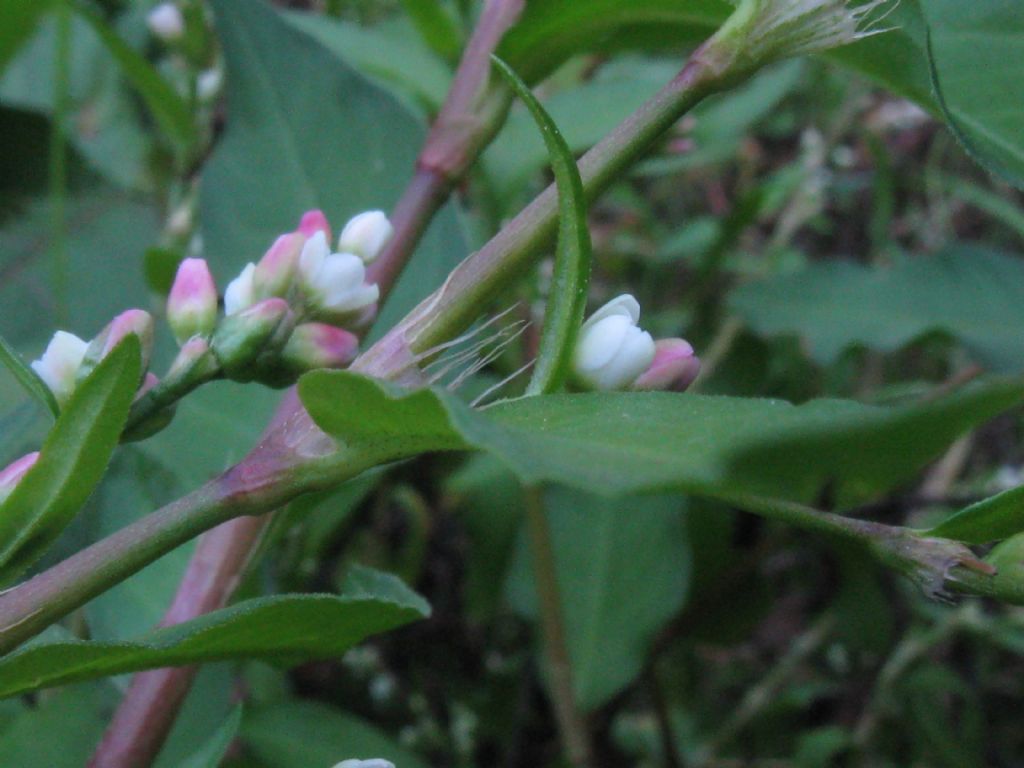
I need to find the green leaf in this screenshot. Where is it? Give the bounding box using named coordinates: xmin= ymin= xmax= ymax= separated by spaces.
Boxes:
xmin=928 ymin=485 xmax=1024 ymax=544
xmin=241 ymin=701 xmax=429 ymax=768
xmin=72 ymin=3 xmax=197 ymax=151
xmin=0 ymin=570 xmax=428 ymax=698
xmin=0 ymin=0 xmax=54 ymax=75
xmin=0 ymin=684 xmax=110 ymax=768
xmin=300 ymin=370 xmax=1024 ymax=508
xmin=399 ymin=0 xmax=463 ymax=63
xmin=0 ymin=332 xmax=59 ymax=418
xmin=924 ymin=0 xmax=1024 ymax=188
xmin=507 ymin=488 xmax=690 ymax=709
xmin=492 ymin=56 xmax=591 ymax=395
xmin=178 ymin=706 xmax=242 ymax=768
xmin=730 ymin=245 xmax=1024 ymax=373
xmin=0 ymin=337 xmax=141 ymax=582
xmin=202 ymin=0 xmax=465 ymax=338
xmin=283 ymin=12 xmax=452 ymax=114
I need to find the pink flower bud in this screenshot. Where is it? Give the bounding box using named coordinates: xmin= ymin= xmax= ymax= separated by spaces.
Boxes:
xmin=168 ymin=336 xmax=219 ymax=382
xmin=0 ymin=452 xmax=39 ymax=505
xmin=168 ymin=258 xmax=218 ymax=344
xmin=134 ymin=372 xmax=160 ymax=402
xmin=98 ymin=309 xmax=155 ymax=371
xmin=298 ymin=209 xmax=332 ymax=242
xmin=631 ymin=338 xmax=701 ymax=392
xmin=254 ymin=232 xmax=305 ymax=300
xmin=281 ymin=323 xmax=359 ymax=373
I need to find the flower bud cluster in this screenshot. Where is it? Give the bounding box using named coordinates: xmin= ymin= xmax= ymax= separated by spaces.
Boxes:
xmin=167 ymin=208 xmax=389 ymax=387
xmin=572 ymin=294 xmax=700 ymax=393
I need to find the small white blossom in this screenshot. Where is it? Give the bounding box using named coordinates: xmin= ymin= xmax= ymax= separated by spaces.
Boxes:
xmin=224 ymin=263 xmax=257 ymax=316
xmin=572 ymin=294 xmax=655 ymax=391
xmin=146 ymin=2 xmax=185 ymax=42
xmin=299 ymin=231 xmax=379 ymax=316
xmin=196 ymin=68 xmax=223 ymax=102
xmin=31 ymin=331 xmax=89 ymax=406
xmin=332 ymin=760 xmax=395 ymax=768
xmin=337 ymin=210 xmax=393 ymax=264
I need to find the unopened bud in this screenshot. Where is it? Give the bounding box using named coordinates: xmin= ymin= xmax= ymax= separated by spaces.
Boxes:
xmin=281 ymin=323 xmax=359 ymax=374
xmin=298 ymin=209 xmax=332 ymax=241
xmin=0 ymin=452 xmax=39 ymax=505
xmin=337 ymin=210 xmax=393 ymax=264
xmin=135 ymin=372 xmax=160 ymax=402
xmin=82 ymin=309 xmax=155 ymax=379
xmin=212 ymin=298 xmax=295 ymax=380
xmin=632 ymin=338 xmax=701 ymax=392
xmin=168 ymin=258 xmax=218 ymax=344
xmin=31 ymin=331 xmax=88 ymax=406
xmin=224 ymin=263 xmax=257 ymax=316
xmin=146 ymin=2 xmax=185 ymax=42
xmin=254 ymin=232 xmax=305 ymax=300
xmin=168 ymin=336 xmax=219 ymax=382
xmin=196 ymin=68 xmax=223 ymax=102
xmin=572 ymin=295 xmax=655 ymax=391
xmin=332 ymin=761 xmax=395 ymax=768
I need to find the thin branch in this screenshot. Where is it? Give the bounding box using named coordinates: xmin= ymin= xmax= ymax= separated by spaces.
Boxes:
xmin=524 ymin=486 xmax=593 ymax=767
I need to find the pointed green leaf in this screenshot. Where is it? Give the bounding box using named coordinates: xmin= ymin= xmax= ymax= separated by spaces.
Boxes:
xmin=929 ymin=485 xmax=1024 ymax=544
xmin=492 ymin=56 xmax=592 ymax=396
xmin=0 ymin=569 xmax=428 ymax=698
xmin=0 ymin=337 xmax=141 ymax=582
xmin=300 ymin=371 xmax=1024 ymax=508
xmin=0 ymin=333 xmax=59 ymax=418
xmin=924 ymin=0 xmax=1024 ymax=188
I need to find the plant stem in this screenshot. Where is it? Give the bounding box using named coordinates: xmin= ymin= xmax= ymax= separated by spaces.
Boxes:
xmin=524 ymin=486 xmax=593 ymax=768
xmin=355 ymin=45 xmax=730 ymax=378
xmin=49 ymin=0 xmax=72 ymax=326
xmin=86 ymin=517 xmax=267 ymax=768
xmin=365 ymin=0 xmax=524 ymax=299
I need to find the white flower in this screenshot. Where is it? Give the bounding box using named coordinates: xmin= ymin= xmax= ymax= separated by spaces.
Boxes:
xmin=299 ymin=231 xmax=379 ymax=315
xmin=332 ymin=761 xmax=395 ymax=768
xmin=31 ymin=331 xmax=89 ymax=406
xmin=146 ymin=3 xmax=185 ymax=42
xmin=337 ymin=211 xmax=393 ymax=264
xmin=224 ymin=263 xmax=257 ymax=316
xmin=196 ymin=68 xmax=223 ymax=102
xmin=572 ymin=294 xmax=655 ymax=391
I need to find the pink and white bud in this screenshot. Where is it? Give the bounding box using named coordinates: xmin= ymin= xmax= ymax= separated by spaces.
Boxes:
xmin=333 ymin=761 xmax=395 ymax=768
xmin=31 ymin=331 xmax=88 ymax=406
xmin=134 ymin=372 xmax=160 ymax=402
xmin=224 ymin=263 xmax=257 ymax=316
xmin=97 ymin=309 xmax=155 ymax=370
xmin=281 ymin=323 xmax=359 ymax=373
xmin=572 ymin=294 xmax=656 ymax=391
xmin=631 ymin=338 xmax=701 ymax=392
xmin=298 ymin=231 xmax=379 ymax=317
xmin=168 ymin=258 xmax=218 ymax=344
xmin=168 ymin=336 xmax=219 ymax=381
xmin=253 ymin=232 xmax=305 ymax=300
xmin=337 ymin=210 xmax=393 ymax=264
xmin=146 ymin=2 xmax=185 ymax=42
xmin=0 ymin=452 xmax=40 ymax=505
xmin=298 ymin=209 xmax=332 ymax=242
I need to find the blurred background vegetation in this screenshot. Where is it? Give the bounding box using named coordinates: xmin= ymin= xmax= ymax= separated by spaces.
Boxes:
xmin=2 ymin=0 xmax=1024 ymax=765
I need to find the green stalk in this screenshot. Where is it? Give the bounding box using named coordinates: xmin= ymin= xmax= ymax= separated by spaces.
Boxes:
xmin=49 ymin=0 xmax=72 ymax=326
xmin=524 ymin=486 xmax=593 ymax=767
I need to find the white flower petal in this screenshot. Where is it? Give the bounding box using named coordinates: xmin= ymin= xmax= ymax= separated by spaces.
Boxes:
xmin=298 ymin=231 xmax=330 ymax=289
xmin=224 ymin=263 xmax=256 ymax=316
xmin=581 ymin=294 xmax=641 ymax=331
xmin=31 ymin=331 xmax=88 ymax=404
